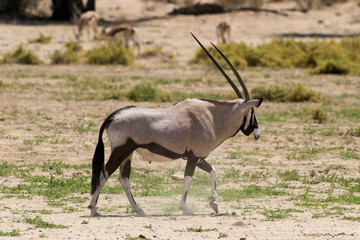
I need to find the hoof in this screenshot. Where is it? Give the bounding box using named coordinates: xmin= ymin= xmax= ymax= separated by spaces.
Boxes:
xmin=134 ymin=208 xmax=146 ymax=217
xmin=209 ymin=197 xmax=218 ymax=213
xmin=181 ymin=208 xmax=195 ymax=216
xmin=90 ymin=211 xmax=100 ymax=217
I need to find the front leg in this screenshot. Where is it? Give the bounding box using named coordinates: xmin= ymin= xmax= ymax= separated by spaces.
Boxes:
xmin=197 ymin=159 xmax=218 ymax=213
xmin=179 ymin=156 xmax=199 ymax=215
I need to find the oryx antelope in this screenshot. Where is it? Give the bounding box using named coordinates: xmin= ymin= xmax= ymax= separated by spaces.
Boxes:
xmin=102 ymin=24 xmax=140 ymax=56
xmin=88 ymin=33 xmax=263 ymax=217
xmin=216 ymin=21 xmax=231 ymax=44
xmin=75 ymin=11 xmax=100 ymax=41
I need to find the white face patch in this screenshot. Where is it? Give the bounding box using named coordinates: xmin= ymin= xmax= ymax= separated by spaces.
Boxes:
xmin=253 ymin=128 xmax=260 ymax=140
xmin=243 ymin=109 xmax=252 ymax=130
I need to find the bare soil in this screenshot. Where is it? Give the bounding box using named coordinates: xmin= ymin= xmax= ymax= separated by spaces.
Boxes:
xmin=0 ymin=0 xmax=360 ymax=239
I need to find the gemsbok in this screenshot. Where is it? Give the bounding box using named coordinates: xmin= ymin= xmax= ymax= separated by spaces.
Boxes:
xmin=88 ymin=33 xmax=263 ymax=217
xmin=75 ymin=11 xmax=100 ymax=41
xmin=102 ymin=24 xmax=140 ymax=56
xmin=216 ymin=21 xmax=231 ymax=44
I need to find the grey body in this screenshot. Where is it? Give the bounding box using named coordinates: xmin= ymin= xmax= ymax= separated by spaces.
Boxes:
xmin=109 ymin=99 xmax=254 ymax=159
xmin=88 ymin=34 xmax=263 ymax=216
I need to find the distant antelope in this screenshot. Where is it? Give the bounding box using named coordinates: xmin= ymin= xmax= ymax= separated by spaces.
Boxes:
xmin=102 ymin=24 xmax=140 ymax=56
xmin=216 ymin=21 xmax=231 ymax=44
xmin=75 ymin=11 xmax=100 ymax=41
xmin=88 ymin=33 xmax=263 ymax=217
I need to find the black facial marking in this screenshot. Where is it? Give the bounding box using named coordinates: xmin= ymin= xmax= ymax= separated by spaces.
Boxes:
xmin=240 ymin=110 xmax=258 ymax=136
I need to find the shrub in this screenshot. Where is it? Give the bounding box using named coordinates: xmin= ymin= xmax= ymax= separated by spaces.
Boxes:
xmin=310 ymin=59 xmax=351 ymax=74
xmin=51 ymin=42 xmax=82 ymax=64
xmin=287 ymin=83 xmax=322 ymax=102
xmin=251 ymin=83 xmax=321 ymax=102
xmin=85 ymin=40 xmax=134 ymax=65
xmin=191 ymin=37 xmax=360 ymax=75
xmin=2 ymin=45 xmax=42 ymax=64
xmin=191 ymin=42 xmax=248 ymax=70
xmin=349 ymin=127 xmax=360 ymax=137
xmin=311 ymin=108 xmax=328 ymax=123
xmin=65 ymin=41 xmax=82 ymax=52
xmin=28 ymin=33 xmax=52 ymax=44
xmin=126 ymin=82 xmax=173 ymax=102
xmin=141 ymin=46 xmax=163 ymax=57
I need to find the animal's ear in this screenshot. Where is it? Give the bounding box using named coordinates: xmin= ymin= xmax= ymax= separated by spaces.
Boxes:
xmin=241 ymin=98 xmax=263 ymax=111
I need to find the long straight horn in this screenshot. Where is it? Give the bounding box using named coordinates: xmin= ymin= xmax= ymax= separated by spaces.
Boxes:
xmin=210 ymin=42 xmax=250 ymax=101
xmin=191 ymin=32 xmax=243 ymax=99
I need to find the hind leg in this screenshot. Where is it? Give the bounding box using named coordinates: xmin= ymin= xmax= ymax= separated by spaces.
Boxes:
xmin=88 ymin=169 xmax=109 ymax=216
xmin=118 ymin=154 xmax=145 ymax=216
xmin=88 ymin=144 xmax=136 ymax=216
xmin=197 ymin=159 xmax=218 ymax=213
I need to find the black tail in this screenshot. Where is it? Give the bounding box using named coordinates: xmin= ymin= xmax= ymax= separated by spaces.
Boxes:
xmin=90 ymin=106 xmax=135 ymax=195
xmin=91 ymin=120 xmax=109 ymax=195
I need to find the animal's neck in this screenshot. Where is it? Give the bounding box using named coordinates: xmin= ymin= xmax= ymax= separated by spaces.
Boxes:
xmin=212 ymin=100 xmax=245 ymax=143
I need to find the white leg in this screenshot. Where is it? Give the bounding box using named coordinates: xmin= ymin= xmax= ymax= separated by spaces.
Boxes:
xmin=88 ymin=170 xmax=108 ymax=216
xmin=209 ymin=168 xmax=218 ymax=213
xmin=197 ymin=159 xmax=218 ymax=213
xmin=180 ymin=176 xmax=194 ymax=215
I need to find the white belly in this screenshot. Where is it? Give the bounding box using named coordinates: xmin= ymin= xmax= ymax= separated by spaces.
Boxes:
xmin=136 ymin=148 xmax=176 ymax=162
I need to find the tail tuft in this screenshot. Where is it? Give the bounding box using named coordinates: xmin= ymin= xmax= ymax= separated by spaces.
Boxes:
xmin=90 ymin=125 xmax=106 ymax=195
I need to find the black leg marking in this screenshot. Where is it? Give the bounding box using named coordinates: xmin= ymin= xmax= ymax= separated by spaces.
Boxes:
xmin=105 ymin=140 xmax=137 ymax=177
xmin=184 ymin=156 xmax=199 ymax=177
xmin=182 ymin=191 xmax=188 ymax=203
xmin=120 ymin=160 xmax=137 ymax=206
xmin=197 ymin=159 xmax=213 ymax=173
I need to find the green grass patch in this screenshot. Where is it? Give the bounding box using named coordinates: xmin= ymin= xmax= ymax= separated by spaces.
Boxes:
xmin=187 ymin=226 xmax=218 ymax=232
xmin=339 ymin=108 xmax=360 ymax=120
xmin=324 ymin=164 xmax=346 ymax=174
xmin=348 ymin=127 xmax=360 ymax=137
xmin=24 ymin=216 xmax=68 ymax=229
xmin=261 ymin=208 xmax=303 ymax=220
xmin=342 ymin=216 xmax=360 ymax=221
xmin=277 ymin=169 xmax=301 ymax=181
xmin=0 ymin=162 xmax=18 ymax=177
xmin=0 ymin=229 xmax=21 ymax=237
xmin=340 ymin=148 xmax=359 ymax=159
xmin=220 ymin=185 xmax=286 ymax=201
xmin=28 ymin=33 xmax=52 ymax=44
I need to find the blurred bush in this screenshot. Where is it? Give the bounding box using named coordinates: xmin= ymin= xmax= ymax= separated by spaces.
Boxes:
xmin=251 ymin=83 xmax=322 ymax=102
xmin=310 ymin=108 xmax=328 ymax=123
xmin=2 ymin=45 xmax=42 ymax=64
xmin=191 ymin=37 xmax=360 ymax=75
xmin=51 ymin=42 xmax=82 ymax=64
xmin=126 ymin=82 xmax=173 ymax=102
xmin=28 ymin=33 xmax=52 ymax=44
xmin=85 ymin=39 xmax=134 ymax=65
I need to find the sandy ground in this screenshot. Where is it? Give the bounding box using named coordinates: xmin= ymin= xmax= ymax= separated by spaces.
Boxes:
xmin=1 ymin=0 xmax=360 ymax=239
